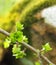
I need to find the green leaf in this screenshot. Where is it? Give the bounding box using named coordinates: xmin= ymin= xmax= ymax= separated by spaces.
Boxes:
xmin=12 ymin=44 xmax=26 ymax=59
xmin=10 ymin=32 xmax=16 ymax=43
xmin=10 ymin=31 xmax=23 ymax=43
xmin=16 ymin=22 xmax=24 ymax=31
xmin=18 ymin=36 xmax=23 ymax=42
xmin=10 ymin=31 xmax=28 ymax=43
xmin=15 ymin=51 xmax=26 ymax=59
xmin=12 ymin=44 xmax=21 ymax=54
xmin=4 ymin=39 xmax=11 ymax=48
xmin=10 ymin=22 xmax=28 ymax=43
xmin=16 ymin=31 xmax=23 ymax=42
xmin=35 ymin=62 xmax=41 ymax=65
xmin=42 ymin=42 xmax=52 ymax=52
xmin=23 ymin=36 xmax=28 ymax=43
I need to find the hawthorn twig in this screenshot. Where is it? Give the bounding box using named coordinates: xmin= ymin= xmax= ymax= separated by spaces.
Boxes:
xmin=0 ymin=28 xmax=55 ymax=65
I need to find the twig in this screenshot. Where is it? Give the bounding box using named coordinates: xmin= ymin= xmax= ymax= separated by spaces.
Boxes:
xmin=0 ymin=28 xmax=10 ymax=36
xmin=0 ymin=28 xmax=55 ymax=65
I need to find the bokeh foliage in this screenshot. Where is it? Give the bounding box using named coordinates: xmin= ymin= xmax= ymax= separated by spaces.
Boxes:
xmin=0 ymin=0 xmax=56 ymax=49
xmin=0 ymin=0 xmax=56 ymax=65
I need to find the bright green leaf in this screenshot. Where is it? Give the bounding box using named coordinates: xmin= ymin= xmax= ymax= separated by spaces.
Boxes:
xmin=16 ymin=22 xmax=24 ymax=31
xmin=12 ymin=44 xmax=26 ymax=59
xmin=23 ymin=36 xmax=28 ymax=43
xmin=12 ymin=44 xmax=21 ymax=54
xmin=4 ymin=39 xmax=11 ymax=48
xmin=42 ymin=43 xmax=52 ymax=52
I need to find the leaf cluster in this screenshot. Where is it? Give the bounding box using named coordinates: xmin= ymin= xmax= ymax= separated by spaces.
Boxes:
xmin=3 ymin=22 xmax=28 ymax=59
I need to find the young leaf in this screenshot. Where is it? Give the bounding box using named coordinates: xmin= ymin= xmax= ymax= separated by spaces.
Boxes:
xmin=12 ymin=44 xmax=26 ymax=59
xmin=10 ymin=32 xmax=17 ymax=43
xmin=4 ymin=39 xmax=11 ymax=48
xmin=16 ymin=22 xmax=24 ymax=31
xmin=42 ymin=43 xmax=52 ymax=52
xmin=12 ymin=44 xmax=21 ymax=54
xmin=10 ymin=31 xmax=23 ymax=43
xmin=23 ymin=36 xmax=28 ymax=43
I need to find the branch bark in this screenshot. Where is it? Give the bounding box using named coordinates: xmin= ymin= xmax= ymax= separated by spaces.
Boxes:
xmin=0 ymin=28 xmax=55 ymax=65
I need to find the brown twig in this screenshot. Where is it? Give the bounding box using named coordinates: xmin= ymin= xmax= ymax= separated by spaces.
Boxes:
xmin=0 ymin=28 xmax=55 ymax=65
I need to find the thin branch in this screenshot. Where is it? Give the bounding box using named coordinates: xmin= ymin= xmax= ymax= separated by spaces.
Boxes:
xmin=0 ymin=28 xmax=55 ymax=65
xmin=41 ymin=54 xmax=55 ymax=65
xmin=21 ymin=42 xmax=55 ymax=65
xmin=0 ymin=28 xmax=10 ymax=36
